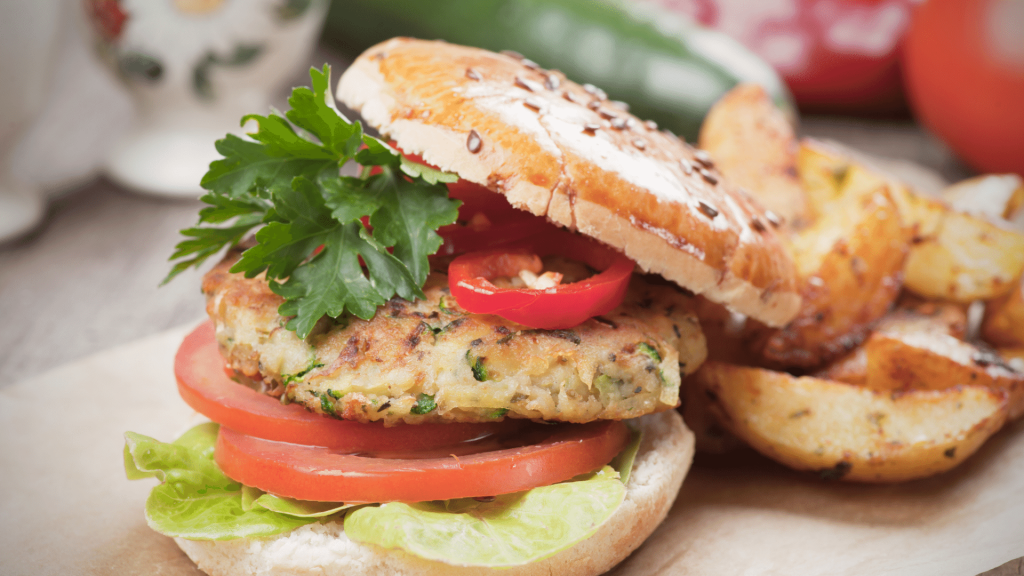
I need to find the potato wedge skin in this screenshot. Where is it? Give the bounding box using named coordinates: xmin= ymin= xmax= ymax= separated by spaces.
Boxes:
xmin=813 ymin=297 xmax=968 ymax=385
xmin=757 ymin=184 xmax=909 ymax=367
xmin=901 ymin=203 xmax=1024 ymax=301
xmin=699 ymin=84 xmax=808 ymax=228
xmin=864 ymin=331 xmax=1024 ymax=420
xmin=982 ymin=278 xmax=1024 ymax=348
xmin=694 ymin=361 xmax=1008 ymax=482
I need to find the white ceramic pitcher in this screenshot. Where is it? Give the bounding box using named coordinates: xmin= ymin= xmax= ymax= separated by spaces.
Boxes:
xmin=85 ymin=0 xmax=329 ymax=198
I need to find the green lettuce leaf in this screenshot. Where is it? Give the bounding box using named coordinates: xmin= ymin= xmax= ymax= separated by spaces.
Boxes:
xmin=255 ymin=493 xmax=353 ymax=518
xmin=609 ymin=423 xmax=643 ymax=486
xmin=343 ymin=465 xmax=627 ymax=567
xmin=123 ymin=423 xmax=314 ymax=540
xmin=240 ymin=485 xmax=352 ymax=518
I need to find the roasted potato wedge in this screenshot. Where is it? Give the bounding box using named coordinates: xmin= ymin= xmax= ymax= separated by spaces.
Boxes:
xmin=941 ymin=173 xmax=1024 ymax=224
xmin=864 ymin=330 xmax=1024 ymax=419
xmin=756 ymin=183 xmax=909 ymax=367
xmin=796 ymin=141 xmax=1024 ymax=302
xmin=813 ymin=297 xmax=968 ymax=384
xmin=677 ymin=294 xmax=758 ymax=365
xmin=900 ymin=200 xmax=1024 ymax=301
xmin=699 ymin=83 xmax=809 ymax=228
xmin=982 ymin=277 xmax=1024 ymax=348
xmin=695 ymin=361 xmax=1009 ymax=482
xmin=813 ymin=347 xmax=868 ymax=385
xmin=797 ymin=138 xmax=847 ymax=220
xmin=680 ymin=374 xmax=743 ymax=454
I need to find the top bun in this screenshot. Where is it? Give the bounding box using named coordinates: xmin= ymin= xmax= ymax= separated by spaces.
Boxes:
xmin=337 ymin=38 xmax=800 ymax=327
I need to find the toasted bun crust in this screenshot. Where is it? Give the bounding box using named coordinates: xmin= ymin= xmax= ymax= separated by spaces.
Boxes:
xmin=336 ymin=38 xmax=800 ymax=327
xmin=175 ymin=410 xmax=693 ymax=576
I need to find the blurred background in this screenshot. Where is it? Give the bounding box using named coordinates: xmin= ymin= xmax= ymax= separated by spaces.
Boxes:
xmin=0 ymin=0 xmax=1021 ymax=392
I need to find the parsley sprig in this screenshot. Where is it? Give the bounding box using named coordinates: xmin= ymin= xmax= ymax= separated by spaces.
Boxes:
xmin=166 ymin=65 xmax=460 ymax=338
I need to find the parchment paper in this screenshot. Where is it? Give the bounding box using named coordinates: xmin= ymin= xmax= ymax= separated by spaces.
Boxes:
xmin=1 ymin=322 xmax=1021 ymax=575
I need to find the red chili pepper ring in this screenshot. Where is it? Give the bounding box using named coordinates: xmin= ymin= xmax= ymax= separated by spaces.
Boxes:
xmin=448 ymin=229 xmax=634 ymax=329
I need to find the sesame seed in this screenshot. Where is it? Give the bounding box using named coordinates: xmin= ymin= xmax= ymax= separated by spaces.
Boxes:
xmin=523 ymin=98 xmax=543 ymax=111
xmin=698 ymin=201 xmax=719 ymax=219
xmin=699 ymin=168 xmax=718 ymax=184
xmin=465 ymin=68 xmax=482 ymax=81
xmin=544 ymin=73 xmax=560 ymax=90
xmin=583 ymin=123 xmax=600 ymax=135
xmin=694 ymin=149 xmax=714 ymax=167
xmin=522 ymin=58 xmax=541 ymax=70
xmin=514 ymin=76 xmax=542 ymax=92
xmin=598 ymin=109 xmax=617 ymax=120
xmin=679 ymin=158 xmax=694 ymax=175
xmin=467 ymin=130 xmax=482 ymax=154
xmin=611 ymin=117 xmax=628 ymax=129
xmin=765 ymin=210 xmax=782 ymax=228
xmin=562 ymin=90 xmax=579 ymax=103
xmin=501 ymin=49 xmax=524 ymax=60
xmin=610 ymin=100 xmax=630 ymax=111
xmin=644 ymin=120 xmax=658 ymax=130
xmin=751 ymin=217 xmax=766 ymax=232
xmin=587 ymin=100 xmax=602 ymax=110
xmin=632 ymin=138 xmax=647 ymax=150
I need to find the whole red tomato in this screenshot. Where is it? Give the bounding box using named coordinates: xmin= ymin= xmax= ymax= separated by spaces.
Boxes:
xmin=903 ymin=0 xmax=1024 ymax=176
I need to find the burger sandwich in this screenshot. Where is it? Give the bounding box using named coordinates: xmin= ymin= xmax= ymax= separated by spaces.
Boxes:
xmin=125 ymin=38 xmax=800 ymax=576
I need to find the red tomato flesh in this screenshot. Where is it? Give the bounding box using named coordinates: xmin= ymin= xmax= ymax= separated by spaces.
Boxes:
xmin=448 ymin=229 xmax=634 ymax=330
xmin=215 ymin=419 xmax=629 ymax=503
xmin=176 ymin=322 xmax=515 ymax=452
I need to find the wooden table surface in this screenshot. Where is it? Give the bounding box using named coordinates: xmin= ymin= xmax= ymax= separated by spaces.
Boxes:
xmin=0 ymin=53 xmax=1019 ymax=576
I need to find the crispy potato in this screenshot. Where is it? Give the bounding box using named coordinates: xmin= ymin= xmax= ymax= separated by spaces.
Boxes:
xmin=695 ymin=361 xmax=1009 ymax=482
xmin=813 ymin=346 xmax=868 ymax=385
xmin=679 ymin=374 xmax=743 ymax=454
xmin=677 ymin=294 xmax=758 ymax=365
xmin=982 ymin=277 xmax=1024 ymax=347
xmin=813 ymin=297 xmax=968 ymax=384
xmin=941 ymin=173 xmax=1024 ymax=223
xmin=864 ymin=330 xmax=1024 ymax=419
xmin=756 ymin=183 xmax=909 ymax=367
xmin=797 ymin=138 xmax=847 ymax=220
xmin=795 ymin=141 xmax=1024 ymax=302
xmin=699 ymin=84 xmax=809 ymax=228
xmin=901 ymin=201 xmax=1024 ymax=301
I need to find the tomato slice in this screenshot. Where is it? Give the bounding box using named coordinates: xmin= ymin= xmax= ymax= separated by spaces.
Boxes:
xmin=448 ymin=230 xmax=634 ymax=329
xmin=215 ymin=419 xmax=629 ymax=503
xmin=176 ymin=322 xmax=514 ymax=452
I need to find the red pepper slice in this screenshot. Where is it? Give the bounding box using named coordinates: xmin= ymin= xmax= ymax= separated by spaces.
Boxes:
xmin=448 ymin=230 xmax=634 ymax=329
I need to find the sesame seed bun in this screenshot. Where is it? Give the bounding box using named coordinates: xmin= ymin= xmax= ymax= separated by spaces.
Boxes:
xmin=336 ymin=37 xmax=800 ymax=327
xmin=175 ymin=410 xmax=694 ymax=576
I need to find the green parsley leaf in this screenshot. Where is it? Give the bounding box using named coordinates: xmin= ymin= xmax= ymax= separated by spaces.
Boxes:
xmin=165 ymin=64 xmax=460 ymax=337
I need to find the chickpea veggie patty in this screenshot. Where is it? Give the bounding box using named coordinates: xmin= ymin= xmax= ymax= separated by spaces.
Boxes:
xmin=203 ymin=250 xmax=707 ymax=425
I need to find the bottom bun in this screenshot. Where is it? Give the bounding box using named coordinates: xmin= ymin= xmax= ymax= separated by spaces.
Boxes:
xmin=176 ymin=411 xmax=694 ymax=576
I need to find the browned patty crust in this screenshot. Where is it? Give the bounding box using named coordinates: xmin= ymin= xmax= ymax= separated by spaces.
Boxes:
xmin=203 ymin=250 xmax=707 ymax=425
